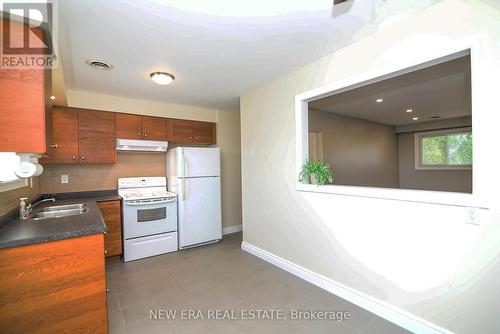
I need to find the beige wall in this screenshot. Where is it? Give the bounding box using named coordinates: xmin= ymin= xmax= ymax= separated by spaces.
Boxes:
xmin=398 ymin=132 xmax=472 ymax=193
xmin=217 ymin=110 xmax=242 ymax=228
xmin=0 ymin=178 xmax=40 ymax=218
xmin=67 ymin=90 xmax=217 ymax=122
xmin=240 ymin=1 xmax=500 ymax=333
xmin=309 ymin=110 xmax=399 ymax=188
xmin=40 ymin=152 xmax=165 ymax=193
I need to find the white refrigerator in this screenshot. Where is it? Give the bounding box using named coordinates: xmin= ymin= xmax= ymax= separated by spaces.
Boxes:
xmin=166 ymin=147 xmax=222 ymax=249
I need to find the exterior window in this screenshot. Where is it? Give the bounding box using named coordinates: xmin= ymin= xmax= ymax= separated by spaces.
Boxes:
xmin=0 ymin=153 xmax=27 ymax=192
xmin=415 ymin=128 xmax=472 ymax=170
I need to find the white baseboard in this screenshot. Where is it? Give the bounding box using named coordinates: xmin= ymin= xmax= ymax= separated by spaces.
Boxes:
xmin=222 ymin=224 xmax=242 ymax=235
xmin=241 ymin=241 xmax=453 ymax=334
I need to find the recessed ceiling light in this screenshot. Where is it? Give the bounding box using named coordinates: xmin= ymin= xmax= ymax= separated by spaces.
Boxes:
xmin=406 ymin=109 xmax=413 ymax=113
xmin=50 ymin=95 xmax=56 ymax=100
xmin=376 ymin=98 xmax=384 ymax=103
xmin=150 ymin=72 xmax=175 ymax=86
xmin=412 ymin=117 xmax=419 ymax=121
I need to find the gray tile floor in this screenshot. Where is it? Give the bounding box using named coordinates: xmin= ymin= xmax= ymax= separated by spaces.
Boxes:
xmin=106 ymin=233 xmax=409 ymax=334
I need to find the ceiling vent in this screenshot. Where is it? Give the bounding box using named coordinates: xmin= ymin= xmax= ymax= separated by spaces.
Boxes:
xmin=86 ymin=59 xmax=113 ymax=71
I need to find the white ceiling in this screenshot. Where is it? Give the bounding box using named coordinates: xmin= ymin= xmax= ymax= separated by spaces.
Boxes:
xmin=309 ymin=55 xmax=471 ymax=126
xmin=57 ymin=0 xmax=441 ymax=111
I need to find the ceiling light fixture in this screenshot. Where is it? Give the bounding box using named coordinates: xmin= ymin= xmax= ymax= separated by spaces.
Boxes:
xmin=150 ymin=72 xmax=175 ymax=86
xmin=50 ymin=95 xmax=56 ymax=100
xmin=412 ymin=117 xmax=419 ymax=121
xmin=376 ymin=98 xmax=384 ymax=103
xmin=406 ymin=109 xmax=413 ymax=113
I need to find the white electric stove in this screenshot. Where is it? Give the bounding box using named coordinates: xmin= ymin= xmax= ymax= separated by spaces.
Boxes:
xmin=118 ymin=177 xmax=178 ymax=262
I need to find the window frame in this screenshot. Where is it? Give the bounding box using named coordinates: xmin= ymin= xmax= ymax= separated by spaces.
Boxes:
xmin=295 ymin=35 xmax=489 ymax=209
xmin=414 ymin=127 xmax=472 ymax=171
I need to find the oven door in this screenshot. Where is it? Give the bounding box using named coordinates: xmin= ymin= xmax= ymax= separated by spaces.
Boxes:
xmin=122 ymin=198 xmax=177 ymax=239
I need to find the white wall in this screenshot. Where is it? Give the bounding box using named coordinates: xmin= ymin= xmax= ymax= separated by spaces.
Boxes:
xmin=240 ymin=1 xmax=500 ymax=333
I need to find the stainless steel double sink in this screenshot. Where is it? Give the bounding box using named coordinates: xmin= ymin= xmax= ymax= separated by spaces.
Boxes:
xmin=29 ymin=203 xmax=88 ymax=220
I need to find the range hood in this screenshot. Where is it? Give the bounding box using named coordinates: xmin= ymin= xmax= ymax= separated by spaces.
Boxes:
xmin=116 ymin=139 xmax=168 ymax=152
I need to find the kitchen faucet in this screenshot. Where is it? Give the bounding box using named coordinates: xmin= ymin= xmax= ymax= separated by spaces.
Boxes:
xmin=20 ymin=198 xmax=56 ymax=220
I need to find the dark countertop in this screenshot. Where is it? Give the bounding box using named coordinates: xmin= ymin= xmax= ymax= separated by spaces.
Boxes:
xmin=42 ymin=190 xmax=122 ymax=203
xmin=0 ymin=191 xmax=121 ymax=249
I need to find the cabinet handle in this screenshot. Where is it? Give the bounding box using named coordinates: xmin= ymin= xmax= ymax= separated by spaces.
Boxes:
xmin=80 ymin=156 xmax=85 ymax=160
xmin=189 ymin=136 xmax=193 ymax=140
xmin=194 ymin=137 xmax=199 ymax=141
xmin=72 ymin=156 xmax=76 ymax=160
xmin=137 ymin=133 xmax=141 ymax=136
xmin=104 ymin=249 xmax=108 ymax=254
xmin=50 ymin=144 xmax=58 ymax=148
xmin=144 ymin=133 xmax=148 ymax=137
xmin=106 ymin=288 xmax=109 ymax=293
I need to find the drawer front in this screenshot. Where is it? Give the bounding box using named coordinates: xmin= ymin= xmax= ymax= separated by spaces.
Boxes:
xmin=124 ymin=232 xmax=177 ymax=262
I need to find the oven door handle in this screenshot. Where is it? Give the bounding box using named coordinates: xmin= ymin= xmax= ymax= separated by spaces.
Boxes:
xmin=124 ymin=198 xmax=177 ymax=206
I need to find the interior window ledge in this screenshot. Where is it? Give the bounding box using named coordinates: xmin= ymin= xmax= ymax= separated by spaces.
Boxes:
xmin=0 ymin=179 xmax=28 ymax=192
xmin=296 ymin=182 xmax=486 ymax=209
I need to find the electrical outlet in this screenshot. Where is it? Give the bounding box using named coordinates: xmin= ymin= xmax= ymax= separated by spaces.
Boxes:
xmin=465 ymin=207 xmax=480 ymax=225
xmin=61 ymin=175 xmax=68 ymax=184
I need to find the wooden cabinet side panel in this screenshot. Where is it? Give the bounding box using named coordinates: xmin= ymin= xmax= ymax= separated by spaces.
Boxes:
xmin=0 ymin=234 xmax=107 ymax=334
xmin=0 ymin=20 xmax=46 ymax=153
xmin=78 ymin=109 xmax=116 ymax=164
xmin=98 ymin=200 xmax=122 ymax=257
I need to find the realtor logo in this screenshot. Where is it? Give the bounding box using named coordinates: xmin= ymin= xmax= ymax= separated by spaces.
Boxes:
xmin=1 ymin=1 xmax=58 ymax=68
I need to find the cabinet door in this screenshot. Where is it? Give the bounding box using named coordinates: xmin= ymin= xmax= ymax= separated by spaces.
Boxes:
xmin=0 ymin=21 xmax=48 ymax=153
xmin=78 ymin=109 xmax=116 ymax=164
xmin=42 ymin=107 xmax=79 ymax=164
xmin=98 ymin=201 xmax=122 ymax=257
xmin=192 ymin=121 xmax=216 ymax=144
xmin=170 ymin=119 xmax=194 ymax=143
xmin=142 ymin=116 xmax=166 ymax=141
xmin=116 ymin=114 xmax=143 ymax=140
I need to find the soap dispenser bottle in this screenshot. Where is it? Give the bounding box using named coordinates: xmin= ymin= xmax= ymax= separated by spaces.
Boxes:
xmin=19 ymin=197 xmax=29 ymax=220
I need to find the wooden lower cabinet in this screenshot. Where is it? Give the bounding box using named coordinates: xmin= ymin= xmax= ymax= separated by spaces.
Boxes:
xmin=98 ymin=200 xmax=122 ymax=257
xmin=0 ymin=234 xmax=108 ymax=334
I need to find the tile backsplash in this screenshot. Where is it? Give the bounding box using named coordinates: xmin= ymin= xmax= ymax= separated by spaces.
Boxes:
xmin=40 ymin=152 xmax=166 ymax=193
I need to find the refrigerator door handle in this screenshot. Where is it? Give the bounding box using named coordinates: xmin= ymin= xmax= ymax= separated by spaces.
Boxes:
xmin=182 ymin=149 xmax=187 ymax=201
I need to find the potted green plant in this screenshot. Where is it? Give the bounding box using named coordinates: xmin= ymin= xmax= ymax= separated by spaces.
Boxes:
xmin=298 ymin=160 xmax=334 ymax=185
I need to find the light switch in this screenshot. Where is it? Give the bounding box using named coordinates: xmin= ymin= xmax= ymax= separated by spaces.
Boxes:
xmin=61 ymin=174 xmax=68 ymax=184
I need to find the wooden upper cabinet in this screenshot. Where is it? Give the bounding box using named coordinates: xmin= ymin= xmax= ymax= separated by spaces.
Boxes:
xmin=169 ymin=119 xmax=216 ymax=144
xmin=192 ymin=121 xmax=216 ymax=144
xmin=78 ymin=109 xmax=116 ymax=164
xmin=41 ymin=107 xmax=79 ymax=164
xmin=142 ymin=116 xmax=166 ymax=141
xmin=116 ymin=114 xmax=143 ymax=140
xmin=170 ymin=119 xmax=194 ymax=143
xmin=0 ymin=20 xmax=51 ymax=153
